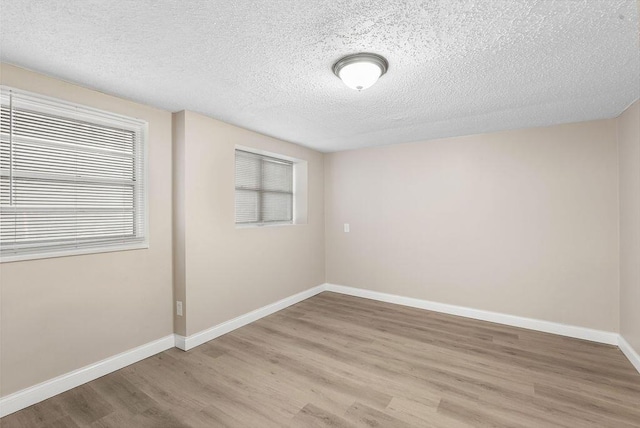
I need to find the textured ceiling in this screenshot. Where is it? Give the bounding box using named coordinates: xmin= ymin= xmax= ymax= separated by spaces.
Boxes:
xmin=1 ymin=0 xmax=639 ymax=152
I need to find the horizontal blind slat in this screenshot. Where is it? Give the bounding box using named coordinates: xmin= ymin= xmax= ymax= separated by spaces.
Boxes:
xmin=235 ymin=150 xmax=293 ymax=224
xmin=0 ymin=87 xmax=147 ymax=258
xmin=0 ymin=105 xmax=135 ymax=152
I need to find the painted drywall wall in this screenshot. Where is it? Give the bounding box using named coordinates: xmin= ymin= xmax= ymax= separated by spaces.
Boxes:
xmin=325 ymin=120 xmax=620 ymax=332
xmin=173 ymin=111 xmax=325 ymax=336
xmin=619 ymin=100 xmax=640 ymax=354
xmin=0 ymin=64 xmax=174 ymax=396
xmin=172 ymin=111 xmax=187 ymax=336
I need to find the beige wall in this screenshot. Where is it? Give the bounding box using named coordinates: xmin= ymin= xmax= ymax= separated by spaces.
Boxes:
xmin=173 ymin=111 xmax=325 ymax=336
xmin=619 ymin=100 xmax=640 ymax=353
xmin=172 ymin=112 xmax=187 ymax=336
xmin=0 ymin=64 xmax=174 ymax=396
xmin=325 ymin=120 xmax=620 ymax=332
xmin=0 ymin=62 xmax=633 ymax=399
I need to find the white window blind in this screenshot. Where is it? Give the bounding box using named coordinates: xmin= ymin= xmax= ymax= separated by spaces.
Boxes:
xmin=235 ymin=149 xmax=293 ymax=225
xmin=0 ymin=87 xmax=148 ymax=261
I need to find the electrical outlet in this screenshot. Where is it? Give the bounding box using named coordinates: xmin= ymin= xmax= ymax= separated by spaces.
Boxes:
xmin=344 ymin=223 xmax=350 ymax=233
xmin=176 ymin=301 xmax=183 ymax=316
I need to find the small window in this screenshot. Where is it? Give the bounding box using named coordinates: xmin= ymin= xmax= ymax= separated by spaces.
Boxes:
xmin=0 ymin=87 xmax=148 ymax=262
xmin=235 ymin=149 xmax=293 ymax=225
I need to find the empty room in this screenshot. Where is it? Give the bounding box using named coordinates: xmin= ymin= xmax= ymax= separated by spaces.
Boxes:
xmin=1 ymin=0 xmax=639 ymax=427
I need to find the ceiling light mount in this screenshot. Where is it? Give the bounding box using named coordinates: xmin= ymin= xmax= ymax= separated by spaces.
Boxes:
xmin=332 ymin=52 xmax=389 ymax=91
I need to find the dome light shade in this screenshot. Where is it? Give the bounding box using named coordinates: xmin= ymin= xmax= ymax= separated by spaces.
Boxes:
xmin=333 ymin=53 xmax=388 ymax=91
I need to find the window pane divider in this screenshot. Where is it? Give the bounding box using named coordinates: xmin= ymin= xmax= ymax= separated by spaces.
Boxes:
xmin=235 ymin=149 xmax=294 ymax=225
xmin=0 ymin=169 xmax=137 ymax=186
xmin=0 ymin=206 xmax=136 ymax=213
xmin=236 ymin=186 xmax=292 ymax=195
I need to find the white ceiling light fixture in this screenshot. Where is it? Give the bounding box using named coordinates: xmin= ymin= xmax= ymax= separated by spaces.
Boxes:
xmin=333 ymin=53 xmax=389 ymax=91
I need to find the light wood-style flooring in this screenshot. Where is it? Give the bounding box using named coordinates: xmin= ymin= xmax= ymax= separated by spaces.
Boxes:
xmin=2 ymin=292 xmax=640 ymax=427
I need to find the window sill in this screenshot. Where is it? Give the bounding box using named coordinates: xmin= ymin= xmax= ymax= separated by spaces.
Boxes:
xmin=0 ymin=242 xmax=149 ymax=263
xmin=235 ymin=222 xmax=296 ymax=229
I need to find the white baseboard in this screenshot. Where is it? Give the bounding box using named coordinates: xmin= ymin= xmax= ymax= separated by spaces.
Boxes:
xmin=0 ymin=284 xmax=326 ymax=417
xmin=2 ymin=282 xmax=636 ymax=418
xmin=619 ymin=336 xmax=640 ymax=374
xmin=0 ymin=334 xmax=175 ymax=418
xmin=174 ymin=284 xmax=326 ymax=351
xmin=324 ymin=284 xmax=619 ymax=346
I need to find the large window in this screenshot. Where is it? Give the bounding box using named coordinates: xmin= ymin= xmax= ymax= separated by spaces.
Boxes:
xmin=0 ymin=87 xmax=147 ymax=261
xmin=235 ymin=149 xmax=294 ymax=225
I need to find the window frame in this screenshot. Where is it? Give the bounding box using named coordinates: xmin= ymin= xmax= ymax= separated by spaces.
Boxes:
xmin=0 ymin=86 xmax=149 ymax=263
xmin=234 ymin=147 xmax=297 ymax=228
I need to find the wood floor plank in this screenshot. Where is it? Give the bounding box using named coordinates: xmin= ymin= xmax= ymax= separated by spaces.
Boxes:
xmin=533 ymin=383 xmax=640 ymax=426
xmin=52 ymin=385 xmax=114 ymax=426
xmin=2 ymin=291 xmax=640 ymax=427
xmin=127 ymin=407 xmax=193 ymax=428
xmin=385 ymin=396 xmax=476 ymax=428
xmin=438 ymin=398 xmax=531 ymax=428
xmin=88 ymin=371 xmax=157 ymax=417
xmin=183 ymin=404 xmax=248 ymax=428
xmin=289 ymin=403 xmax=356 ymax=428
xmin=344 ymin=401 xmax=414 ymax=428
